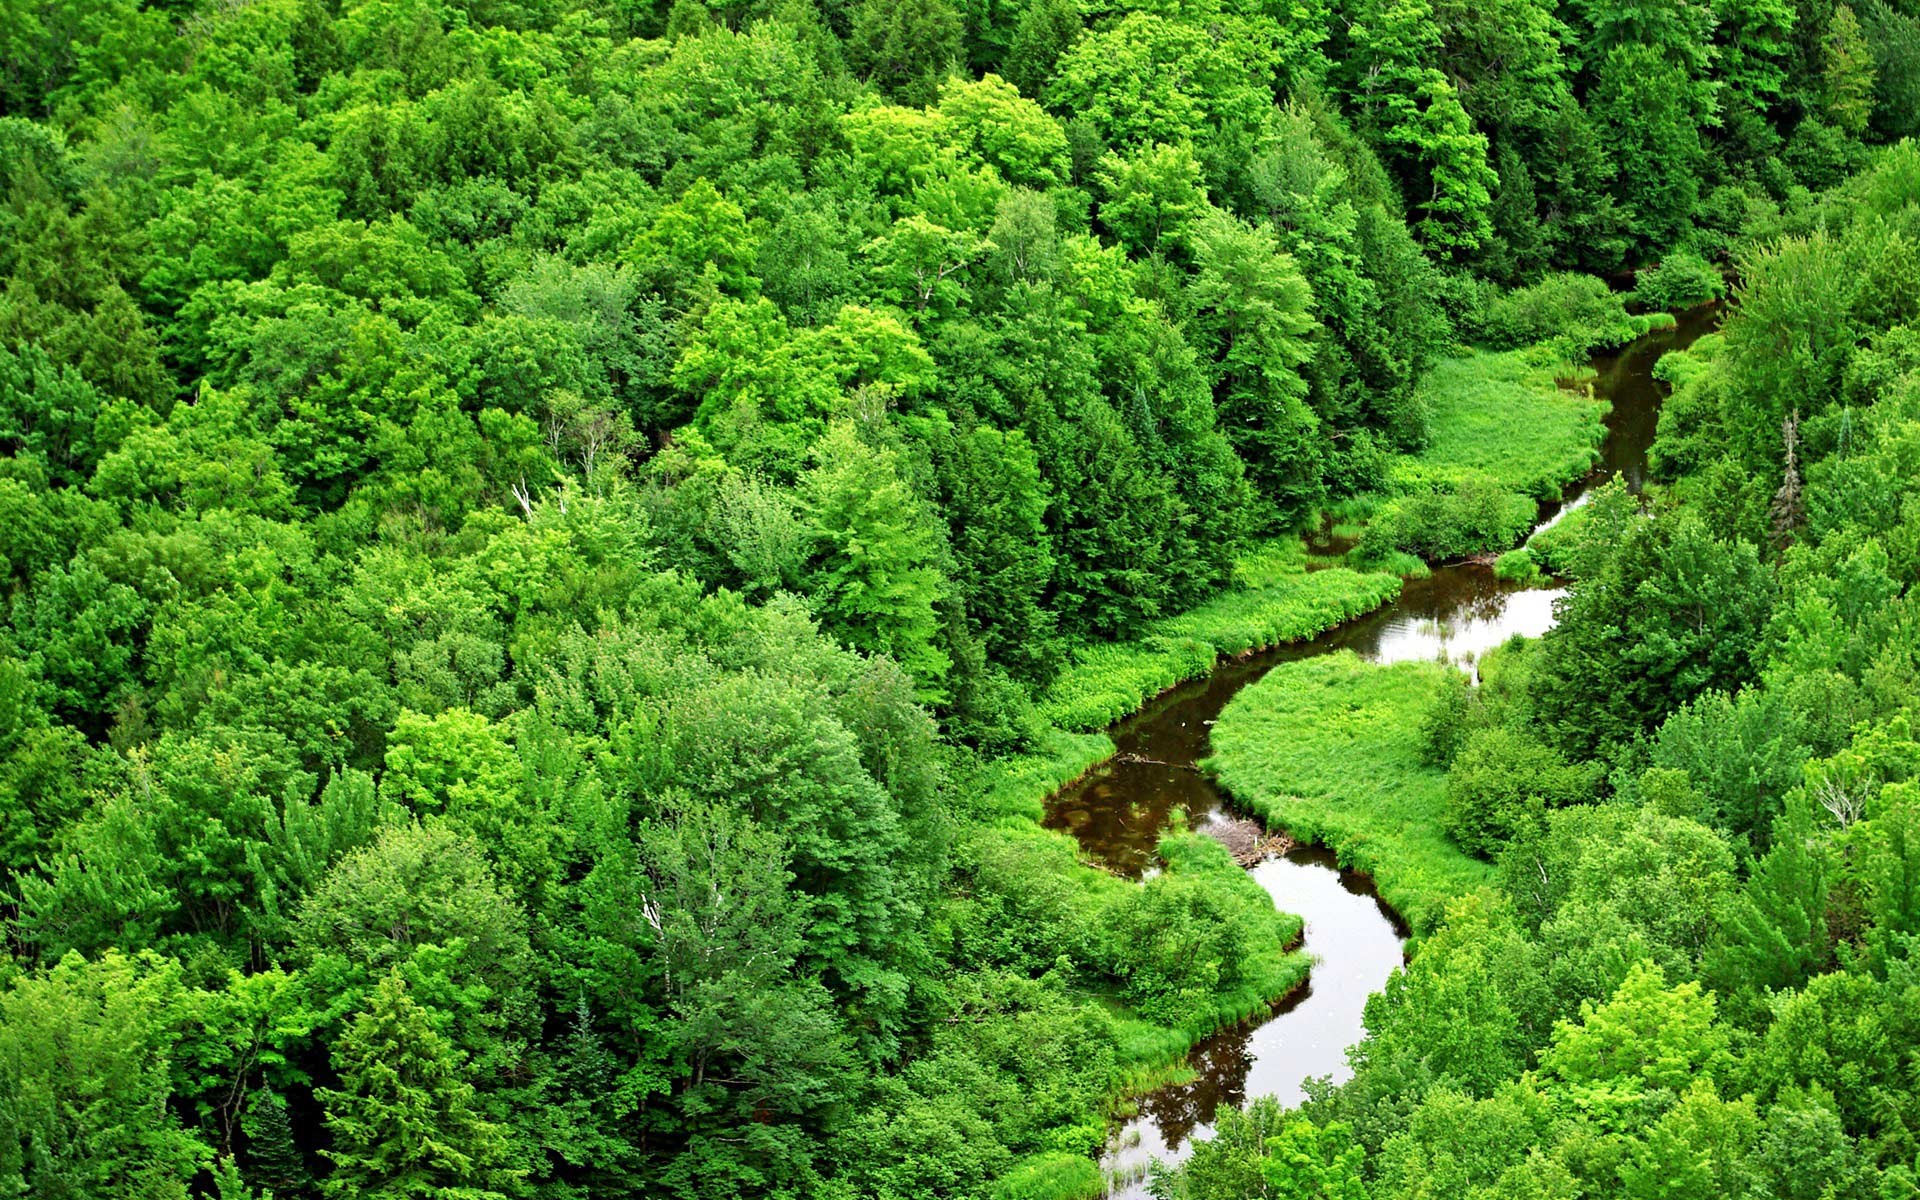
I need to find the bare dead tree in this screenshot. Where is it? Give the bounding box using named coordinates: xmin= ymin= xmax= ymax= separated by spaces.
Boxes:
xmin=1771 ymin=408 xmax=1804 ymax=549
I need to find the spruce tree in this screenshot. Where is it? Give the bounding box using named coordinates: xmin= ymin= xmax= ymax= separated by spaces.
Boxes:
xmin=316 ymin=971 xmax=514 ymax=1200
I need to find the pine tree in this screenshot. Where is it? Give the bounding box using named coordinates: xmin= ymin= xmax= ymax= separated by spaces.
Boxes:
xmin=315 ymin=971 xmax=515 ymax=1200
xmin=242 ymin=1091 xmax=311 ymax=1199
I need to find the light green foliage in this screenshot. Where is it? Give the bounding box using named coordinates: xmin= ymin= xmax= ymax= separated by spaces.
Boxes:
xmin=1467 ymin=273 xmax=1643 ymax=358
xmin=7 ymin=4 xmax=1920 ymax=1199
xmin=1541 ymin=959 xmax=1730 ymax=1096
xmin=1209 ymin=653 xmax=1496 ymax=929
xmin=1492 ymin=546 xmax=1542 ymax=582
xmin=799 ymin=423 xmax=953 ymax=700
xmin=1262 ymin=1119 xmax=1371 ymax=1198
xmin=1396 ymin=350 xmax=1610 ymax=501
xmin=1823 ymin=4 xmax=1878 ymax=137
xmin=0 ymin=951 xmax=207 ymax=1199
xmin=1444 ymin=727 xmax=1600 ymax=856
xmin=1358 ymin=475 xmax=1540 ymax=562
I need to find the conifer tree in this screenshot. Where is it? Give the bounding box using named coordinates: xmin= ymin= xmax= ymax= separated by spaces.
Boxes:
xmin=316 ymin=971 xmax=515 ymax=1200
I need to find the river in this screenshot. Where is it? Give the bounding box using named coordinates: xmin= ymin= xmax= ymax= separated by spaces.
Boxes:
xmin=1041 ymin=303 xmax=1723 ymax=1197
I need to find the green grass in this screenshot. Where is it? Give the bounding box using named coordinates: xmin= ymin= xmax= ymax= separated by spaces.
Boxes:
xmin=1493 ymin=546 xmax=1543 ymax=583
xmin=1040 ymin=562 xmax=1403 ymax=732
xmin=971 ymin=726 xmax=1116 ymax=824
xmin=1205 ymin=652 xmax=1495 ymax=932
xmin=993 ymin=1152 xmax=1105 ymax=1200
xmin=1397 ymin=349 xmax=1609 ymax=502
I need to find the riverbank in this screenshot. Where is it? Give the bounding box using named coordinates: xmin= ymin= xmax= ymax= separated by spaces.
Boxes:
xmin=960 ymin=748 xmax=1313 ymax=1200
xmin=1337 ymin=341 xmax=1621 ymax=570
xmin=1204 ymin=652 xmax=1495 ymax=934
xmin=1041 ymin=547 xmax=1404 ymax=732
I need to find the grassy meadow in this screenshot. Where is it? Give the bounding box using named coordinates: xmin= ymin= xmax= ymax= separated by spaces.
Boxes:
xmin=1205 ymin=652 xmax=1495 ymax=932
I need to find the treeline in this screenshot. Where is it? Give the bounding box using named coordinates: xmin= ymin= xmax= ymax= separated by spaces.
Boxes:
xmin=1167 ymin=144 xmax=1920 ymax=1200
xmin=2 ymin=0 xmax=1917 ymax=1198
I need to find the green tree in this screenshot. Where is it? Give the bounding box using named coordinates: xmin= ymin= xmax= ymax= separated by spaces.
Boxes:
xmin=1532 ymin=513 xmax=1775 ymax=760
xmin=0 ymin=951 xmax=206 ymax=1200
xmin=799 ymin=422 xmax=952 ymax=700
xmin=1822 ymin=4 xmax=1877 ymax=136
xmin=1261 ymin=1120 xmax=1371 ymax=1200
xmin=1187 ymin=211 xmax=1324 ymax=520
xmin=316 ymin=969 xmax=516 ymax=1200
xmin=1540 ymin=960 xmax=1732 ymax=1099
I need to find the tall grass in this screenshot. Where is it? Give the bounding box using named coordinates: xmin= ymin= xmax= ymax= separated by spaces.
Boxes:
xmin=1205 ymin=652 xmax=1495 ymax=931
xmin=970 ymin=727 xmax=1117 ymax=823
xmin=1398 ymin=349 xmax=1609 ymax=501
xmin=1041 ymin=566 xmax=1403 ymax=731
xmin=993 ymin=1153 xmax=1105 ymax=1200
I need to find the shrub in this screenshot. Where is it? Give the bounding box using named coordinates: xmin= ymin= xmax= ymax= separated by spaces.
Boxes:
xmin=1358 ymin=474 xmax=1538 ymax=562
xmin=1493 ymin=546 xmax=1542 ymax=583
xmin=1443 ymin=726 xmax=1602 ymax=857
xmin=1634 ymin=250 xmax=1726 ymax=311
xmin=1469 ymin=273 xmax=1639 ymax=356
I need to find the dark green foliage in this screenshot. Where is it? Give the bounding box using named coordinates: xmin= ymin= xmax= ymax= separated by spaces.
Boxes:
xmin=1444 ymin=726 xmax=1599 ymax=856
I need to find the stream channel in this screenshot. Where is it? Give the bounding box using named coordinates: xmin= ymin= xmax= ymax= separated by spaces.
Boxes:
xmin=1041 ymin=303 xmax=1724 ymax=1196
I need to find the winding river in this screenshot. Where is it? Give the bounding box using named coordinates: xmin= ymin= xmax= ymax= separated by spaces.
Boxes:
xmin=1041 ymin=303 xmax=1723 ymax=1197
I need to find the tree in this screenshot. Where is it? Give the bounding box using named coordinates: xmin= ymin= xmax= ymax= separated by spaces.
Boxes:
xmin=1540 ymin=960 xmax=1732 ymax=1099
xmin=848 ymin=0 xmax=964 ymax=104
xmin=1822 ymin=4 xmax=1877 ymax=136
xmin=1532 ymin=512 xmax=1775 ymax=760
xmin=316 ymin=969 xmax=516 ymax=1200
xmin=1342 ymin=0 xmax=1498 ymax=254
xmin=1186 ymin=211 xmax=1324 ymax=520
xmin=799 ymin=423 xmax=952 ymax=700
xmin=1261 ymin=1120 xmax=1371 ymax=1200
xmin=0 ymin=951 xmax=207 ymax=1200
xmin=1706 ymin=792 xmax=1829 ymax=1010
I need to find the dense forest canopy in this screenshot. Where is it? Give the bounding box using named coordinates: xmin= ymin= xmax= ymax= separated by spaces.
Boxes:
xmin=1 ymin=0 xmax=1919 ymax=1196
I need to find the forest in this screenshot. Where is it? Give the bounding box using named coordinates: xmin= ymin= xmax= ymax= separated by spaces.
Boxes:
xmin=1 ymin=0 xmax=1918 ymax=1196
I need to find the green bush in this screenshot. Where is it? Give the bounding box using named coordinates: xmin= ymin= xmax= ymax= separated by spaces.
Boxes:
xmin=993 ymin=1152 xmax=1104 ymax=1200
xmin=1469 ymin=272 xmax=1640 ymax=356
xmin=1492 ymin=546 xmax=1543 ymax=583
xmin=1357 ymin=474 xmax=1539 ymax=562
xmin=1633 ymin=251 xmax=1726 ymax=311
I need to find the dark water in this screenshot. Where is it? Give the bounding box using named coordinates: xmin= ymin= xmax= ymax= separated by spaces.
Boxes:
xmin=1042 ymin=305 xmax=1722 ymax=1197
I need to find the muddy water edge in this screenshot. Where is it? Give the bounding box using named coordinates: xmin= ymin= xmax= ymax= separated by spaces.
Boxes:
xmin=1040 ymin=304 xmax=1723 ymax=1196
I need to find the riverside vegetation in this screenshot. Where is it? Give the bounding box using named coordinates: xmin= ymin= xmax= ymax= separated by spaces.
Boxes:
xmin=0 ymin=0 xmax=1918 ymax=1199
